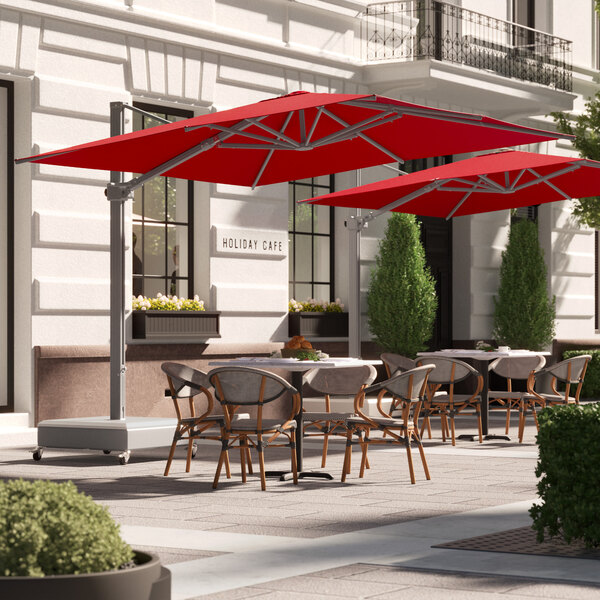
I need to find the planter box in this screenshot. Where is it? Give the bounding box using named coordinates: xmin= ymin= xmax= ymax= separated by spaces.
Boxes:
xmin=0 ymin=551 xmax=170 ymax=600
xmin=288 ymin=312 xmax=348 ymax=338
xmin=132 ymin=311 xmax=220 ymax=340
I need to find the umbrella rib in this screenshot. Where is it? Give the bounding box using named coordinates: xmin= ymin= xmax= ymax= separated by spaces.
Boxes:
xmin=245 ymin=117 xmax=301 ymax=147
xmin=198 ymin=123 xmax=298 ymax=148
xmin=299 ymin=109 xmax=307 ymax=145
xmin=478 ymin=174 xmax=506 ymax=191
xmin=446 ymin=190 xmax=474 ymax=220
xmin=526 ymin=168 xmax=575 ymax=199
xmin=305 ymin=106 xmax=324 ymax=145
xmin=512 ymin=164 xmax=581 ymax=193
xmin=251 ymin=110 xmax=295 ymax=189
xmin=509 ymin=169 xmax=526 ymax=189
xmin=347 ymin=99 xmax=573 ymax=140
xmin=114 ymin=118 xmax=262 ymax=195
xmin=318 ymin=108 xmax=405 ymax=162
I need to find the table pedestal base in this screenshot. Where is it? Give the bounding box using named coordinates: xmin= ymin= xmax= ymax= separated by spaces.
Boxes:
xmin=265 ymin=470 xmax=334 ymax=481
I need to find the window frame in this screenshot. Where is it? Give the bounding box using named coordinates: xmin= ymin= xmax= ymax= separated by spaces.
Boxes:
xmin=131 ymin=101 xmax=194 ymax=299
xmin=288 ymin=175 xmax=335 ymax=302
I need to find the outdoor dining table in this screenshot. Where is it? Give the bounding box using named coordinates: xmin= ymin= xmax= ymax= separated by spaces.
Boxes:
xmin=207 ymin=357 xmax=381 ymax=480
xmin=417 ymin=349 xmax=550 ymax=440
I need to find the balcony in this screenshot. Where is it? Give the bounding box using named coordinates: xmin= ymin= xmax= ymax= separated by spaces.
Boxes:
xmin=361 ymin=1 xmax=574 ymax=118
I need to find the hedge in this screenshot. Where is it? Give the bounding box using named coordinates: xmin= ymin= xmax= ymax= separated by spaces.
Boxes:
xmin=562 ymin=350 xmax=600 ymax=399
xmin=530 ymin=403 xmax=600 ymax=547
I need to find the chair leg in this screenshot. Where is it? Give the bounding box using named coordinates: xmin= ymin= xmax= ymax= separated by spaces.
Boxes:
xmin=291 ymin=430 xmax=298 ymax=485
xmin=405 ymin=440 xmax=416 ymax=484
xmin=224 ymin=450 xmax=232 ymax=479
xmin=257 ymin=435 xmax=267 ymax=491
xmin=185 ymin=438 xmax=194 ymax=473
xmin=359 ymin=436 xmax=368 ymax=478
xmin=414 ymin=434 xmax=431 ymax=480
xmin=246 ymin=446 xmax=254 ymax=474
xmin=449 ymin=413 xmax=456 ymax=446
xmin=341 ymin=430 xmax=353 ymax=482
xmin=163 ymin=436 xmax=178 ymax=476
xmin=518 ymin=402 xmax=526 ymax=443
xmin=213 ymin=446 xmax=227 ymax=489
xmin=505 ymin=404 xmax=511 ymax=435
xmin=476 ymin=406 xmax=483 ymax=444
xmin=441 ymin=413 xmax=448 ymax=442
xmin=240 ymin=439 xmax=247 ymax=483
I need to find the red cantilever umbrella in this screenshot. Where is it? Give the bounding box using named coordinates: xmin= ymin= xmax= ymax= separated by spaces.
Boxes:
xmin=18 ymin=92 xmax=566 ymax=190
xmin=15 ymin=93 xmax=570 ymax=462
xmin=305 ymin=150 xmax=600 ymax=219
xmin=305 ymin=150 xmax=600 ymax=360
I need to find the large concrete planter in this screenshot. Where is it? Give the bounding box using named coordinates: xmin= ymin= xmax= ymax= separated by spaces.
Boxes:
xmin=0 ymin=551 xmax=170 ymax=600
xmin=132 ymin=310 xmax=221 ymax=340
xmin=288 ymin=312 xmax=348 ymax=338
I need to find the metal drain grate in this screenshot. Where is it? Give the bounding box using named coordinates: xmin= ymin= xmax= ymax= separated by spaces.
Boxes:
xmin=433 ymin=527 xmax=600 ymax=560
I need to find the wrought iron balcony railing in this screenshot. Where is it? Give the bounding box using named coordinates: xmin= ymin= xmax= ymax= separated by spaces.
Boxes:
xmin=363 ymin=0 xmax=572 ymax=92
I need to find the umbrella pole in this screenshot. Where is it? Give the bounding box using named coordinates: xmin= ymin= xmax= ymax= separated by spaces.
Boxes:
xmin=347 ymin=170 xmax=362 ymax=359
xmin=109 ymin=102 xmax=126 ymax=420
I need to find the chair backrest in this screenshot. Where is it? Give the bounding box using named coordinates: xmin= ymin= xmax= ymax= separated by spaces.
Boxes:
xmin=415 ymin=356 xmax=478 ymax=385
xmin=161 ymin=362 xmax=211 ymax=398
xmin=380 ymin=353 xmax=416 ymax=378
xmin=208 ymin=366 xmax=297 ymax=406
xmin=547 ymin=355 xmax=591 ymax=384
xmin=304 ymin=365 xmax=377 ymax=396
xmin=366 ymin=364 xmax=435 ymax=402
xmin=489 ymin=355 xmax=546 ymax=380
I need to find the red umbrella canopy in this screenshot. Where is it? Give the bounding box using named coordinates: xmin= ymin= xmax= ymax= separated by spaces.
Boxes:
xmin=17 ymin=92 xmax=567 ymax=188
xmin=305 ymin=151 xmax=600 ymax=219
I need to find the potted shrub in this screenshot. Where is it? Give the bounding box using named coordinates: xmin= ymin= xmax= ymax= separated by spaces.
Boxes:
xmin=367 ymin=213 xmax=437 ymax=357
xmin=492 ymin=218 xmax=556 ymax=350
xmin=288 ymin=298 xmax=348 ymax=338
xmin=0 ymin=479 xmax=170 ymax=599
xmin=132 ymin=293 xmax=220 ymax=340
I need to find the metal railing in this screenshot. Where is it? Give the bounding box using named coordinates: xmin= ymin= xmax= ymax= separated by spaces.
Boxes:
xmin=363 ymin=0 xmax=572 ymax=92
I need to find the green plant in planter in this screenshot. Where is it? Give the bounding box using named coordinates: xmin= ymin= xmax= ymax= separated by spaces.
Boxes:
xmin=367 ymin=213 xmax=437 ymax=358
xmin=0 ymin=479 xmax=134 ymax=577
xmin=492 ymin=219 xmax=556 ymax=350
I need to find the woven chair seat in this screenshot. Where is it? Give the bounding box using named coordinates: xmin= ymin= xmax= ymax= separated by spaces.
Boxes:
xmin=427 ymin=393 xmax=481 ymax=405
xmin=347 ymin=415 xmax=414 ymax=428
xmin=228 ymin=419 xmax=297 ymax=433
xmin=304 ymin=411 xmax=355 ymax=422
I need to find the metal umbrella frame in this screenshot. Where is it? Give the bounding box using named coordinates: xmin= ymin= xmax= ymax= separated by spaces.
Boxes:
xmin=16 ymin=94 xmax=571 ymax=463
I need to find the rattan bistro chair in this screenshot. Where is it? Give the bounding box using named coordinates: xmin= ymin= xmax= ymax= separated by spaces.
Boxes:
xmin=416 ymin=356 xmax=483 ymax=446
xmin=162 ymin=362 xmax=232 ymax=477
xmin=303 ymin=364 xmax=377 ymax=468
xmin=488 ymin=355 xmax=546 ymax=435
xmin=520 ymin=354 xmax=591 ymax=442
xmin=209 ymin=366 xmax=301 ymax=491
xmin=342 ymin=364 xmax=435 ymax=485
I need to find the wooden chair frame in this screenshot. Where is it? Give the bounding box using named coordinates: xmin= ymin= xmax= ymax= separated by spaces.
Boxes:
xmin=209 ymin=366 xmax=301 ymax=491
xmin=341 ymin=365 xmax=434 ymax=485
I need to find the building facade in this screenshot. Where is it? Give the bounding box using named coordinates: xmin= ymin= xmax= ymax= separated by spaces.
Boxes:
xmin=0 ymin=0 xmax=598 ymax=424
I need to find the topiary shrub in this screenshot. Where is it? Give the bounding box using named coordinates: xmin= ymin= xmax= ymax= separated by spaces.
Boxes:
xmin=367 ymin=213 xmax=437 ymax=358
xmin=492 ymin=219 xmax=555 ymax=350
xmin=0 ymin=479 xmax=134 ymax=577
xmin=563 ymin=350 xmax=600 ymax=399
xmin=530 ymin=403 xmax=600 ymax=548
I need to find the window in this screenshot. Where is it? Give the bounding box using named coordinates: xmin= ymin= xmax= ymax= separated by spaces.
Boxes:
xmin=511 ymin=205 xmax=538 ymax=223
xmin=132 ymin=102 xmax=193 ymax=299
xmin=288 ymin=176 xmax=334 ymax=301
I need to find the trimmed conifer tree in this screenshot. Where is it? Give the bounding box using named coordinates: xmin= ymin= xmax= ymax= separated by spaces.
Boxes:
xmin=492 ymin=219 xmax=556 ymax=350
xmin=367 ymin=213 xmax=437 ymax=357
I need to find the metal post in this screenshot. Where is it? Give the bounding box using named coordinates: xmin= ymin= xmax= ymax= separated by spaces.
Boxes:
xmin=347 ymin=170 xmax=362 ymax=358
xmin=109 ymin=102 xmax=126 ymax=420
